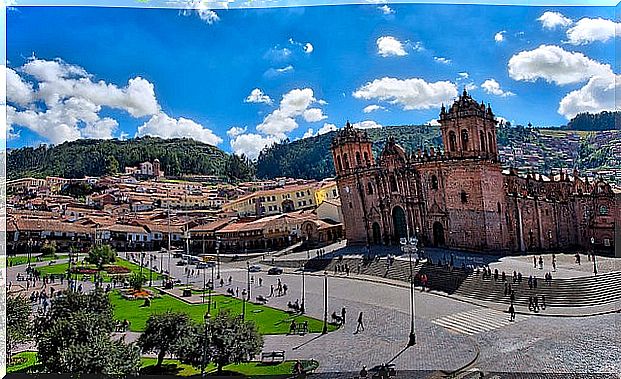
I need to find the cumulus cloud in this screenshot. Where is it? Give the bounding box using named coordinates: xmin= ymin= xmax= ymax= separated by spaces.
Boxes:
xmin=363 ymin=104 xmax=384 ymax=113
xmin=226 ymin=126 xmax=247 ymax=138
xmin=558 ymin=72 xmax=619 ymax=119
xmin=566 ymin=17 xmax=620 ymax=45
xmin=494 ymin=31 xmax=506 ymax=42
xmin=302 ymin=128 xmax=315 ymax=139
xmin=481 ymin=79 xmax=515 ymax=97
xmin=378 ymin=5 xmax=394 ymax=14
xmin=353 ymin=77 xmax=458 ymax=110
xmin=304 ymin=43 xmax=314 ymax=54
xmin=303 ymin=108 xmax=327 ymax=122
xmin=178 ymin=0 xmax=222 ymax=24
xmin=137 ymin=112 xmax=222 ymax=145
xmin=245 ymin=88 xmax=273 ymax=104
xmin=352 ymin=120 xmax=382 ymax=129
xmin=376 ymin=36 xmax=407 ymax=57
xmin=317 ymin=123 xmax=338 ymax=135
xmin=507 ymin=45 xmax=612 ymax=85
xmin=229 ymin=133 xmax=279 ymax=159
xmin=256 ymin=88 xmax=321 ymax=138
xmin=537 ymin=11 xmax=572 ymax=29
xmin=264 ymin=65 xmax=294 ymax=78
xmin=426 ymin=119 xmax=441 ymax=126
xmin=5 ymin=57 xmax=163 ymax=144
xmin=434 ymin=57 xmax=451 ymax=64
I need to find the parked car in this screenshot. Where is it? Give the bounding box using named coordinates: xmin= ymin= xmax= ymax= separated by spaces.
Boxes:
xmin=267 ymin=267 xmax=283 ymax=275
xmin=176 ymin=260 xmax=187 ymax=266
xmin=248 ymin=265 xmax=262 ymax=272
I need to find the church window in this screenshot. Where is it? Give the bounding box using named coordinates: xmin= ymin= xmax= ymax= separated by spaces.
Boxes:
xmin=460 ymin=190 xmax=468 ymax=203
xmin=390 ymin=175 xmax=398 ymax=192
xmin=363 ymin=151 xmax=369 ymax=163
xmin=431 ymin=175 xmax=438 ymax=190
xmin=497 ymin=202 xmax=501 ymax=213
xmin=367 ymin=182 xmax=374 ymax=195
xmin=480 ymin=131 xmax=486 ymax=152
xmin=461 ymin=129 xmax=469 ymax=151
xmin=599 ymin=205 xmax=609 ymax=215
xmin=356 ymin=152 xmax=362 ymax=165
xmin=448 ymin=131 xmax=457 ymax=152
xmin=337 ymin=155 xmax=342 ymax=171
xmin=488 ymin=132 xmax=494 ymax=153
xmin=343 ymin=153 xmax=350 ymax=169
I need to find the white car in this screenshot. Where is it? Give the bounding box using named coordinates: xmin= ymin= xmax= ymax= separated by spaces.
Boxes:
xmin=248 ymin=265 xmax=262 ymax=272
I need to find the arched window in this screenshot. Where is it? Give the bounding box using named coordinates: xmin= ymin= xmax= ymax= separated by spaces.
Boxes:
xmin=337 ymin=155 xmax=342 ymax=171
xmin=355 ymin=152 xmax=362 ymax=166
xmin=448 ymin=131 xmax=457 ymax=152
xmin=367 ymin=182 xmax=374 ymax=195
xmin=431 ymin=175 xmax=438 ymax=190
xmin=480 ymin=131 xmax=486 ymax=152
xmin=363 ymin=151 xmax=369 ymax=164
xmin=461 ymin=129 xmax=469 ymax=151
xmin=497 ymin=202 xmax=501 ymax=213
xmin=460 ymin=190 xmax=468 ymax=203
xmin=488 ymin=132 xmax=494 ymax=153
xmin=343 ymin=153 xmax=350 ymax=169
xmin=390 ymin=175 xmax=398 ymax=192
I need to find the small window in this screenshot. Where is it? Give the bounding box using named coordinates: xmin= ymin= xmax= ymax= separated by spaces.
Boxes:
xmin=604 ymin=238 xmax=610 ymax=247
xmin=431 ymin=175 xmax=438 ymax=190
xmin=367 ymin=182 xmax=374 ymax=195
xmin=356 ymin=152 xmax=362 ymax=165
xmin=390 ymin=176 xmax=398 ymax=192
xmin=599 ymin=206 xmax=609 ymax=215
xmin=460 ymin=190 xmax=468 ymax=204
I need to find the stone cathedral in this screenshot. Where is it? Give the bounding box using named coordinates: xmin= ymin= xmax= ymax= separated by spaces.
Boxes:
xmin=331 ymin=89 xmax=619 ymax=253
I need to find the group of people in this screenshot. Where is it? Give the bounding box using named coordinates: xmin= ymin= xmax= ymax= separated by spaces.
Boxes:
xmin=312 ymin=248 xmax=328 ymax=258
xmin=269 ymin=278 xmax=288 ymax=297
xmin=334 ymin=263 xmax=350 ymax=276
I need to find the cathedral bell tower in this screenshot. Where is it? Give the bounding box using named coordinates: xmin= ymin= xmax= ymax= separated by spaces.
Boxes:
xmin=330 ymin=121 xmax=374 ymax=175
xmin=438 ymin=89 xmax=498 ymax=160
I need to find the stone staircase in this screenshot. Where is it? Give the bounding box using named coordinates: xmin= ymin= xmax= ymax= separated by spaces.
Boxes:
xmin=272 ymin=256 xmax=621 ymax=309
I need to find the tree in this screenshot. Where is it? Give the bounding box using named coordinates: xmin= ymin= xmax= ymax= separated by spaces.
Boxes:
xmin=34 ymin=289 xmax=140 ymax=375
xmin=128 ymin=273 xmax=146 ymax=291
xmin=85 ymin=244 xmax=117 ymax=270
xmin=175 ymin=310 xmax=263 ymax=375
xmin=39 ymin=243 xmax=57 ymax=257
xmin=138 ymin=311 xmax=194 ymax=368
xmin=7 ymin=294 xmax=32 ymax=364
xmin=104 ymin=155 xmax=120 ymax=175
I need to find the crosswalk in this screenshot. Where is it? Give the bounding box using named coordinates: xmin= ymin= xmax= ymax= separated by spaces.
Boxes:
xmin=432 ymin=308 xmax=528 ymax=336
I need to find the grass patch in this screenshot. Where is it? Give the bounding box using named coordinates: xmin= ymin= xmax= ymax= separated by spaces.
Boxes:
xmin=140 ymin=357 xmax=312 ymax=377
xmin=8 ymin=351 xmax=39 ymax=373
xmin=7 ymin=254 xmax=68 ymax=267
xmin=110 ymin=290 xmax=337 ymax=335
xmin=36 ymin=257 xmax=163 ymax=283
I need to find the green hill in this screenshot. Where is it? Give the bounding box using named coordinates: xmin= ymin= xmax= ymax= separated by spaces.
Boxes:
xmin=7 ymin=136 xmax=254 ymax=181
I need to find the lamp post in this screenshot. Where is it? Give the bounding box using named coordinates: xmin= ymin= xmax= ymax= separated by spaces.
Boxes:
xmin=216 ymin=237 xmax=221 ymax=280
xmin=246 ymin=261 xmax=251 ymax=302
xmin=322 ymin=271 xmax=328 ymax=334
xmin=401 ymin=234 xmax=418 ymax=347
xmin=591 ymin=237 xmax=597 ymax=275
xmin=203 ymin=262 xmax=207 ymax=304
xmin=242 ymin=289 xmax=247 ymax=319
xmin=149 ymin=254 xmax=154 ymax=287
xmin=140 ymin=250 xmax=145 ymax=278
xmin=201 ymin=312 xmax=211 ymax=378
xmin=300 ymin=261 xmax=306 ymax=314
xmin=208 ymin=263 xmax=214 ymax=314
xmin=27 ymin=238 xmax=33 ymax=268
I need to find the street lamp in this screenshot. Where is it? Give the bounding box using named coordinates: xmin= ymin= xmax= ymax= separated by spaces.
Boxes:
xmin=300 ymin=261 xmax=306 ymax=314
xmin=246 ymin=261 xmax=251 ymax=301
xmin=322 ymin=271 xmax=328 ymax=334
xmin=149 ymin=254 xmax=154 ymax=287
xmin=201 ymin=312 xmax=211 ymax=378
xmin=591 ymin=237 xmax=597 ymax=275
xmin=401 ymin=235 xmax=418 ymax=347
xmin=242 ymin=289 xmax=247 ymax=319
xmin=216 ymin=237 xmax=221 ymax=280
xmin=27 ymin=238 xmax=33 ymax=268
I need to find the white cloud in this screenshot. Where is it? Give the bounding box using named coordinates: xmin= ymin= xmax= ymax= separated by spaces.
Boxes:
xmin=537 ymin=11 xmax=572 ymax=29
xmin=465 ymin=83 xmax=478 ymax=91
xmin=566 ymin=17 xmax=620 ymax=45
xmin=137 ymin=112 xmax=222 ymax=145
xmin=302 ymin=108 xmax=327 ymax=122
xmin=363 ymin=104 xmax=384 ymax=113
xmin=5 ymin=66 xmax=34 ymax=106
xmin=81 ymin=118 xmax=119 ymax=140
xmin=426 ymin=119 xmax=440 ymax=126
xmin=304 ymin=43 xmax=314 ymax=54
xmin=378 ymin=5 xmax=394 ymax=14
xmin=6 ymin=104 xmax=83 ymax=145
xmin=245 ymin=88 xmax=273 ymax=105
xmin=481 ymin=79 xmax=515 ymax=97
xmin=507 ymin=45 xmax=612 ymax=85
xmin=353 ymin=77 xmax=458 ymax=110
xmin=434 ymin=57 xmax=451 ymax=64
xmin=376 ymin=36 xmax=407 ymax=57
xmin=226 ymin=126 xmax=247 ymax=138
xmin=229 ymin=133 xmax=279 ymax=159
xmin=352 ymin=120 xmax=382 ymax=129
xmin=557 ymin=72 xmax=620 ymax=119
xmin=317 ymin=123 xmax=337 ymax=135
xmin=411 ymin=41 xmax=425 ymax=52
xmin=302 ymin=128 xmax=315 ymax=139
xmin=178 ymin=0 xmax=221 ymax=24
xmin=288 ymin=38 xmax=314 ymax=55
xmin=264 ymin=65 xmax=294 ymax=78
xmin=494 ymin=31 xmax=506 ymax=42
xmin=458 ymin=72 xmax=469 ymax=79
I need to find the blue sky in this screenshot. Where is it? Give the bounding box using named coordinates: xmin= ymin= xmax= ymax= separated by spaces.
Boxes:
xmin=5 ymin=2 xmax=618 ymax=157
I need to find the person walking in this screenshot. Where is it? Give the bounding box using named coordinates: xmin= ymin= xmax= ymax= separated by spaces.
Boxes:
xmin=509 ymin=303 xmax=515 ymax=321
xmin=259 ymin=277 xmax=263 ymax=287
xmin=270 ymin=285 xmax=274 ymax=297
xmin=355 ymin=311 xmax=364 ymax=333
xmin=533 ymin=256 xmax=537 ymax=268
xmin=341 ymin=307 xmax=347 ymax=324
xmin=541 ymin=295 xmax=546 ymax=310
xmin=538 ymin=256 xmax=543 ymax=270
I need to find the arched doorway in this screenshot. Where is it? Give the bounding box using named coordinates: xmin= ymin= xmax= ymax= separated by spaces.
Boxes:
xmin=282 ymin=199 xmax=294 ymax=213
xmin=372 ymin=222 xmax=381 ymax=245
xmin=392 ymin=206 xmax=407 ymax=241
xmin=432 ymin=222 xmax=445 ymax=246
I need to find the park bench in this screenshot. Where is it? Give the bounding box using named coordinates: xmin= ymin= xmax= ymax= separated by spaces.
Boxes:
xmin=260 ymin=350 xmax=285 ymax=363
xmin=295 ymin=322 xmax=309 ymax=335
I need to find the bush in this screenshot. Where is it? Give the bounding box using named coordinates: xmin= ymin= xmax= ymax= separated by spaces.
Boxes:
xmin=40 ymin=244 xmax=56 ymax=257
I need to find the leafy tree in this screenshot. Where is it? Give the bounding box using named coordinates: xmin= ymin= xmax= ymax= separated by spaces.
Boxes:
xmin=104 ymin=155 xmax=120 ymax=175
xmin=34 ymin=289 xmax=140 ymax=375
xmin=85 ymin=244 xmax=117 ymax=270
xmin=138 ymin=311 xmax=194 ymax=368
xmin=39 ymin=243 xmax=57 ymax=257
xmin=7 ymin=294 xmax=32 ymax=364
xmin=175 ymin=310 xmax=263 ymax=375
xmin=128 ymin=273 xmax=146 ymax=291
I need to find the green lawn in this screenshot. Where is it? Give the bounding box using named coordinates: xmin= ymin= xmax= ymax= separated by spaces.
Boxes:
xmin=7 ymin=254 xmax=68 ymax=267
xmin=140 ymin=357 xmax=315 ymax=377
xmin=8 ymin=352 xmax=39 ymax=373
xmin=110 ymin=290 xmax=338 ymax=335
xmin=36 ymin=257 xmax=163 ymax=282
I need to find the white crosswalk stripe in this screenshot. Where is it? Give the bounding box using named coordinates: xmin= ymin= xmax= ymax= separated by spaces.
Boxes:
xmin=432 ymin=308 xmax=528 ymax=336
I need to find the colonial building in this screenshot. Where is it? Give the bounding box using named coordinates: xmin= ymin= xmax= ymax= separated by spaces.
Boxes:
xmin=332 ymin=89 xmax=619 ymax=253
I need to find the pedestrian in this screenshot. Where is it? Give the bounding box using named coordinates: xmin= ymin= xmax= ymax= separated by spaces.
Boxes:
xmin=512 ymin=271 xmax=517 ymax=283
xmin=510 ymin=290 xmax=515 ymax=303
xmin=501 ymin=271 xmax=506 ymax=282
xmin=220 ymin=278 xmax=224 ymax=287
xmin=517 ymin=272 xmax=522 ymax=283
xmin=356 ymin=312 xmax=364 ymax=333
xmin=575 ymin=253 xmax=581 ymax=265
xmin=533 ymin=296 xmax=539 ymax=312
xmin=228 ymin=276 xmax=232 ymax=285
xmin=541 ymin=295 xmax=546 ymax=310
xmin=259 ymin=277 xmax=263 ymax=287
xmin=494 ymin=269 xmax=499 ymax=281
xmin=360 ymin=365 xmax=368 ymax=378
xmin=533 ymin=256 xmax=537 ymax=268
xmin=528 ymin=296 xmax=533 ymax=311
xmin=283 ymin=284 xmax=288 ymax=295
xmin=533 ymin=277 xmax=538 ymax=288
xmin=539 ymin=256 xmax=543 ymax=269
xmin=341 ymin=307 xmax=346 ymax=323
xmin=509 ymin=303 xmax=515 ymax=321
xmin=528 ymin=276 xmax=533 ymax=289
xmin=236 ymin=287 xmax=239 ymax=297
xmin=270 ymin=285 xmax=274 ymax=297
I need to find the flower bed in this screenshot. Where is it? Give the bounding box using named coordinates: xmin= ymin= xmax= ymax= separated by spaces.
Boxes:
xmin=71 ymin=267 xmax=98 ymax=274
xmin=120 ymin=288 xmax=156 ymax=300
xmin=105 ymin=265 xmax=131 ymax=274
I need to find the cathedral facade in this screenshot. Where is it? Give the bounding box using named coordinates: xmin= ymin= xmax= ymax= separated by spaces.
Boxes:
xmin=331 ymin=90 xmax=620 ymax=254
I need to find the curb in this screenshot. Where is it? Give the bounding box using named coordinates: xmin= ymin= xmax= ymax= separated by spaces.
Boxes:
xmin=293 ymin=269 xmax=621 ymax=318
xmin=440 ymin=338 xmax=480 ymax=378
